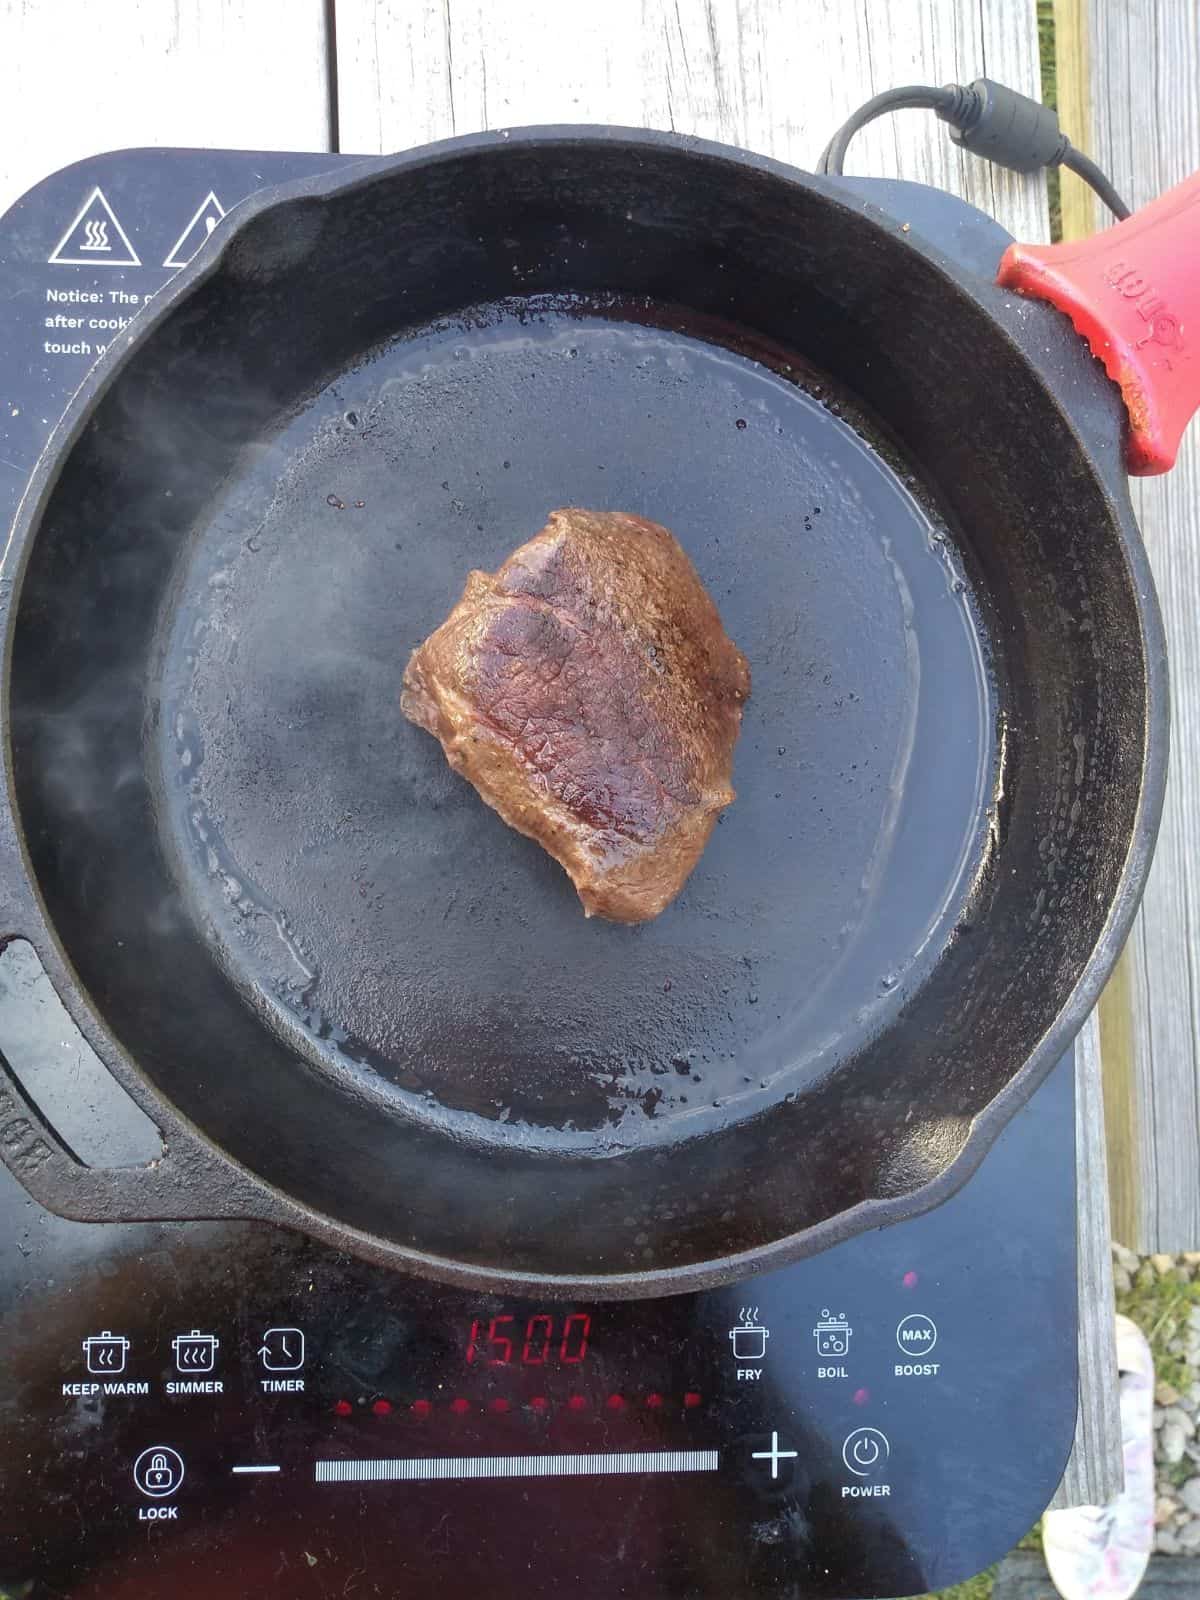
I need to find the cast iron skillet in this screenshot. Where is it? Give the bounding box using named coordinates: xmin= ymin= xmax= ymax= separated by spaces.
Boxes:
xmin=0 ymin=129 xmax=1175 ymax=1296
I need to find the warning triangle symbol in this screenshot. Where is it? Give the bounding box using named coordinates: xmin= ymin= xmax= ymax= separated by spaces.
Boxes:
xmin=163 ymin=191 xmax=227 ymax=270
xmin=48 ymin=187 xmax=140 ymax=267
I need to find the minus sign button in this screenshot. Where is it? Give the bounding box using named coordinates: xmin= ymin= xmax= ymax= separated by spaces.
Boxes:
xmin=232 ymin=1465 xmax=281 ymax=1475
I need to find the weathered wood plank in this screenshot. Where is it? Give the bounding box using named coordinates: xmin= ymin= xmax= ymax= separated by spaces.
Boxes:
xmin=1080 ymin=0 xmax=1200 ymax=1254
xmin=336 ymin=0 xmax=1117 ymax=1506
xmin=337 ymin=0 xmax=1045 ymax=251
xmin=1051 ymin=1012 xmax=1122 ymax=1508
xmin=1052 ymin=0 xmax=1098 ymax=239
xmin=0 ymin=0 xmax=332 ymax=219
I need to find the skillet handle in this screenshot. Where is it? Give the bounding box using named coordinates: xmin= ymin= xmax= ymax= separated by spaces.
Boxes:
xmin=0 ymin=830 xmax=268 ymax=1224
xmin=0 ymin=1015 xmax=263 ymax=1225
xmin=996 ymin=168 xmax=1200 ymax=475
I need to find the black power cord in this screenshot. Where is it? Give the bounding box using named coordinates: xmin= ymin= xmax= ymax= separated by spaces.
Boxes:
xmin=818 ymin=77 xmax=1131 ymax=221
xmin=1059 ymin=145 xmax=1131 ymax=222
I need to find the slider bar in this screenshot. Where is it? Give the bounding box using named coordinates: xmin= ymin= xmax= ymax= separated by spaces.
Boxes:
xmin=315 ymin=1449 xmax=720 ymax=1484
xmin=232 ymin=1465 xmax=281 ymax=1474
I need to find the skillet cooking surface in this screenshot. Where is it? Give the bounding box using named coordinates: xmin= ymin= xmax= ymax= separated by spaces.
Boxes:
xmin=157 ymin=299 xmax=994 ymax=1152
xmin=7 ymin=134 xmax=1155 ymax=1287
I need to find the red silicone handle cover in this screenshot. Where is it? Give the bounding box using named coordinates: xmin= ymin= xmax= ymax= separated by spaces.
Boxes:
xmin=996 ymin=168 xmax=1200 ymax=475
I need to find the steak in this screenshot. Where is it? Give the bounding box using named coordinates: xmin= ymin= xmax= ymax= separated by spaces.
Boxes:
xmin=401 ymin=508 xmax=751 ymax=923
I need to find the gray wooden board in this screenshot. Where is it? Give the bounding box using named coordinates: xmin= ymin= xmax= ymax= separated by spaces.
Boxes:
xmin=1052 ymin=1013 xmax=1121 ymax=1509
xmin=994 ymin=1550 xmax=1200 ymax=1598
xmin=1086 ymin=0 xmax=1200 ymax=1254
xmin=0 ymin=0 xmax=332 ymax=219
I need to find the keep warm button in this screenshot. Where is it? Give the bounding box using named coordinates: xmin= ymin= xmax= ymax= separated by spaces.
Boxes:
xmin=841 ymin=1429 xmax=891 ymax=1497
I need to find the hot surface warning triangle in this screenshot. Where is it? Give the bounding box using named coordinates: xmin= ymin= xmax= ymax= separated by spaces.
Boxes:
xmin=48 ymin=187 xmax=140 ymax=267
xmin=163 ymin=191 xmax=227 ymax=269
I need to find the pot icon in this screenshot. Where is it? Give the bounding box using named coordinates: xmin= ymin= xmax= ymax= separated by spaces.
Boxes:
xmin=82 ymin=1330 xmax=130 ymax=1375
xmin=172 ymin=1330 xmax=220 ymax=1373
xmin=813 ymin=1310 xmax=852 ymax=1358
xmin=729 ymin=1309 xmax=769 ymax=1361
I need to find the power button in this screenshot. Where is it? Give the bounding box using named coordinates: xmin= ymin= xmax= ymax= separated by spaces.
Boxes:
xmin=842 ymin=1428 xmax=890 ymax=1478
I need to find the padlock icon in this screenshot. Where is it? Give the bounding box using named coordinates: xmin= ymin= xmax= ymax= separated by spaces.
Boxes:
xmin=134 ymin=1445 xmax=184 ymax=1499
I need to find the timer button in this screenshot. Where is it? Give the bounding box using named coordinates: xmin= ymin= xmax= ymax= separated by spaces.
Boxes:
xmin=842 ymin=1428 xmax=890 ymax=1479
xmin=259 ymin=1328 xmax=305 ymax=1371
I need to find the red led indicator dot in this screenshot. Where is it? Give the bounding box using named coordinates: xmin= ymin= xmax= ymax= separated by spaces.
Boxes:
xmin=567 ymin=1395 xmax=588 ymax=1412
xmin=529 ymin=1397 xmax=548 ymax=1413
xmin=333 ymin=1399 xmax=353 ymax=1417
xmin=605 ymin=1394 xmax=625 ymax=1411
xmin=450 ymin=1398 xmax=471 ymax=1415
xmin=684 ymin=1392 xmax=702 ymax=1409
xmin=410 ymin=1400 xmax=432 ymax=1418
xmin=372 ymin=1398 xmax=392 ymax=1416
xmin=902 ymin=1270 xmax=919 ymax=1290
xmin=489 ymin=1398 xmax=511 ymax=1414
xmin=852 ymin=1388 xmax=870 ymax=1407
xmin=645 ymin=1393 xmax=664 ymax=1410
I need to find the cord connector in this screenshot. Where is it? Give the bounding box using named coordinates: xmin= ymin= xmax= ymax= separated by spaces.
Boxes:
xmin=939 ymin=77 xmax=1069 ymax=174
xmin=818 ymin=75 xmax=1131 ymax=221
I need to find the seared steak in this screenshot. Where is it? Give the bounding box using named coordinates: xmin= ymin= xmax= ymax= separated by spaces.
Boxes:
xmin=401 ymin=509 xmax=750 ymax=923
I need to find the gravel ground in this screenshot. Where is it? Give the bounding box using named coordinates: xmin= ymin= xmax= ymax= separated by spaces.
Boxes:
xmin=1111 ymin=1243 xmax=1200 ymax=1557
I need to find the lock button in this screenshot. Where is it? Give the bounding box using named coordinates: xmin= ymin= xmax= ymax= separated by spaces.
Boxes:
xmin=133 ymin=1445 xmax=185 ymax=1499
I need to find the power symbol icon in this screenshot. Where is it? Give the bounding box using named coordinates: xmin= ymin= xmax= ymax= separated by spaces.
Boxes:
xmin=842 ymin=1428 xmax=890 ymax=1478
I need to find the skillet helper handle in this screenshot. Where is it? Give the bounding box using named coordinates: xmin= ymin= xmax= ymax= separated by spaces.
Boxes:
xmin=0 ymin=1026 xmax=259 ymax=1224
xmin=996 ymin=168 xmax=1200 ymax=475
xmin=0 ymin=822 xmax=264 ymax=1223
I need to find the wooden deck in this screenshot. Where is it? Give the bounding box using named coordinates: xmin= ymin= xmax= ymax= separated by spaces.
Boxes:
xmin=9 ymin=0 xmax=1192 ymax=1509
xmin=1057 ymin=0 xmax=1200 ymax=1257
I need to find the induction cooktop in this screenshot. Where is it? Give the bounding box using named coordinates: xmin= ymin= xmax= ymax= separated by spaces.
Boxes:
xmin=0 ymin=148 xmax=1077 ymax=1599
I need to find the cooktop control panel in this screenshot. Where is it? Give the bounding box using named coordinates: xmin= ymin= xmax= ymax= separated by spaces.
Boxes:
xmin=0 ymin=149 xmax=1076 ymax=1600
xmin=1 ymin=1052 xmax=1074 ymax=1597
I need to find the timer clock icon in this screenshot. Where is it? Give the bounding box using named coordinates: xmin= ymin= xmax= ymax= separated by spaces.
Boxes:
xmin=259 ymin=1327 xmax=305 ymax=1371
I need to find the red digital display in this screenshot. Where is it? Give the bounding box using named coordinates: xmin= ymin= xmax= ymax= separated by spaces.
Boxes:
xmin=465 ymin=1313 xmax=592 ymax=1367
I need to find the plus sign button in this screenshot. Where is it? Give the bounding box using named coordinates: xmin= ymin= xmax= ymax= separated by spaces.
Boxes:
xmin=750 ymin=1430 xmax=799 ymax=1483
